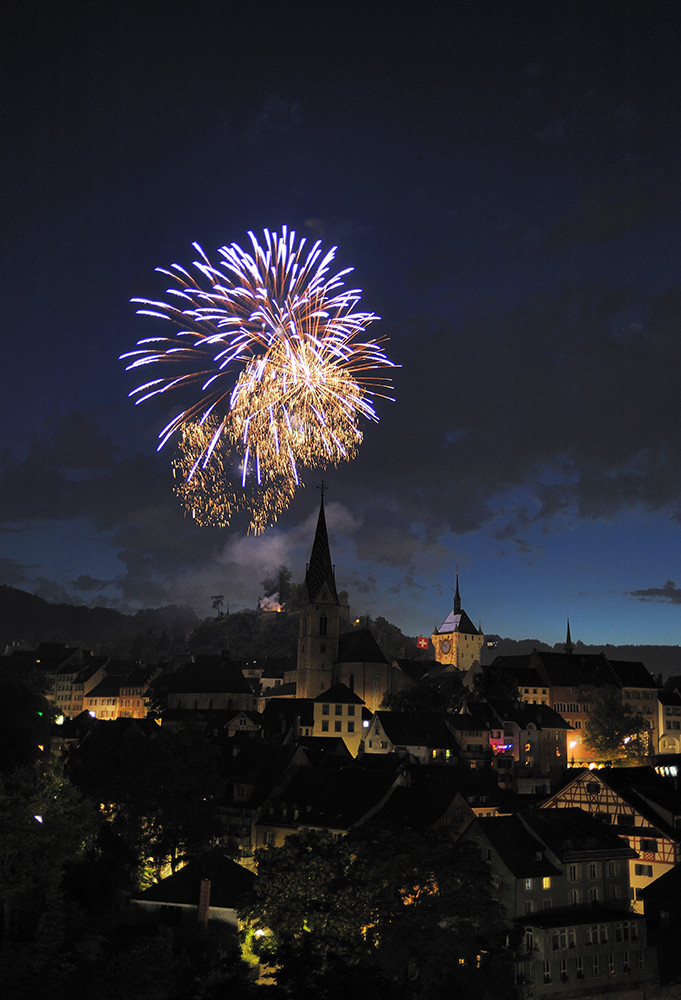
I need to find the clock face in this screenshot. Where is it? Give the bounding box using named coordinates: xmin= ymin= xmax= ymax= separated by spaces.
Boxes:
xmin=441 ymin=639 xmax=451 ymax=654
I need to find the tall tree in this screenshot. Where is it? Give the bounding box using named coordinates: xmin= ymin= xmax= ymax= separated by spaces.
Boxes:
xmin=381 ymin=671 xmax=465 ymax=713
xmin=244 ymin=825 xmax=509 ymax=999
xmin=67 ymin=722 xmax=222 ymax=883
xmin=584 ymin=686 xmax=649 ymax=760
xmin=473 ymin=663 xmax=520 ymax=702
xmin=0 ymin=759 xmax=97 ymax=958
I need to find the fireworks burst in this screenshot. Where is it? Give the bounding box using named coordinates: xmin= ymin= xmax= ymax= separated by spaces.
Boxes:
xmin=121 ymin=227 xmax=396 ymax=531
xmin=172 ymin=418 xmax=297 ymax=535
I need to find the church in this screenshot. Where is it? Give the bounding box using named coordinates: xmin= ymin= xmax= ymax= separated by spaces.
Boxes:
xmin=295 ymin=488 xmax=410 ymax=712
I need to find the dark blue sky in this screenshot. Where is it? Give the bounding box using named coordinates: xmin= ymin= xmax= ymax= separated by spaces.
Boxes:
xmin=3 ymin=1 xmax=681 ymax=644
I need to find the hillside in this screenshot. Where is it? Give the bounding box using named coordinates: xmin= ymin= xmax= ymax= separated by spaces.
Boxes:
xmin=0 ymin=585 xmax=200 ymax=656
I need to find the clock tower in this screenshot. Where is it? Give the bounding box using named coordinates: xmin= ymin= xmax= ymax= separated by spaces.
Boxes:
xmin=432 ymin=575 xmax=484 ymax=671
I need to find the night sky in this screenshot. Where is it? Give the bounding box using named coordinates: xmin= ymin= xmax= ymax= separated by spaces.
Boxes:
xmin=3 ymin=1 xmax=681 ymax=646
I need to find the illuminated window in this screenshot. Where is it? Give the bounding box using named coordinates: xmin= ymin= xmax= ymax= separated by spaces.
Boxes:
xmin=542 ymin=877 xmax=552 ymax=890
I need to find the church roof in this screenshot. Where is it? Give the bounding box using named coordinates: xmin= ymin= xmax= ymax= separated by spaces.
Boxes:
xmin=337 ymin=628 xmax=389 ymax=665
xmin=305 ymin=492 xmax=338 ymax=604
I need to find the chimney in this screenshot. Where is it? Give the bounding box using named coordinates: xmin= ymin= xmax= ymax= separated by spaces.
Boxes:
xmin=198 ymin=878 xmax=211 ymax=928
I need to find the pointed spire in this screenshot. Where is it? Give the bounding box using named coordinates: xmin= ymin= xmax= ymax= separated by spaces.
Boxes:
xmin=305 ymin=481 xmax=339 ymax=604
xmin=565 ymin=618 xmax=574 ymax=655
xmin=454 ymin=571 xmax=461 ymax=614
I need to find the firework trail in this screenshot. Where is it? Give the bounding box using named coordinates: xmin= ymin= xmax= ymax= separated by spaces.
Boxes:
xmin=121 ymin=227 xmax=396 ymax=531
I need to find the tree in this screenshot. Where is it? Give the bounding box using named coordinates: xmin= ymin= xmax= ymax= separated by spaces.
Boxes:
xmin=67 ymin=722 xmax=222 ymax=883
xmin=381 ymin=671 xmax=465 ymax=713
xmin=244 ymin=825 xmax=509 ymax=999
xmin=584 ymin=686 xmax=649 ymax=760
xmin=370 ymin=616 xmax=417 ymax=660
xmin=0 ymin=675 xmax=56 ymax=773
xmin=472 ymin=663 xmax=520 ymax=702
xmin=0 ymin=759 xmax=97 ymax=962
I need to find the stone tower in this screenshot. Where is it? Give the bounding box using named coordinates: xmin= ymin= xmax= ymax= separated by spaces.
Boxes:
xmin=296 ymin=487 xmax=343 ymax=698
xmin=431 ymin=574 xmax=484 ymax=671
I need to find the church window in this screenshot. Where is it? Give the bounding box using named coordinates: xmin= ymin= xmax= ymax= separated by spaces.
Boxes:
xmin=320 ymin=615 xmax=328 ymax=635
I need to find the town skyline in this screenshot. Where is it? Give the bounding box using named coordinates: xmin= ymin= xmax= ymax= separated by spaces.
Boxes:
xmin=3 ymin=3 xmax=681 ymax=648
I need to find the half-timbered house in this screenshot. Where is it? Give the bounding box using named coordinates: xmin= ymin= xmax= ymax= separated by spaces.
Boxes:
xmin=541 ymin=767 xmax=681 ymax=911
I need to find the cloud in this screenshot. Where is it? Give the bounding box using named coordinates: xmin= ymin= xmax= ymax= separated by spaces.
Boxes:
xmin=546 ymin=185 xmax=655 ymax=247
xmin=250 ymin=94 xmax=303 ymax=142
xmin=72 ymin=575 xmax=108 ymax=592
xmin=628 ymin=580 xmax=681 ymax=605
xmin=0 ymin=557 xmax=32 ymax=587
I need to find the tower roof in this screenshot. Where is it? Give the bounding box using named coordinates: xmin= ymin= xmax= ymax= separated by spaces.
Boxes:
xmin=305 ymin=488 xmax=338 ymax=604
xmin=436 ymin=575 xmax=480 ymax=635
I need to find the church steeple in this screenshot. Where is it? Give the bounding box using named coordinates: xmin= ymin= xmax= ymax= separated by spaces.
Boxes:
xmin=565 ymin=618 xmax=574 ymax=655
xmin=296 ymin=482 xmax=341 ymax=699
xmin=304 ymin=482 xmax=338 ymax=605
